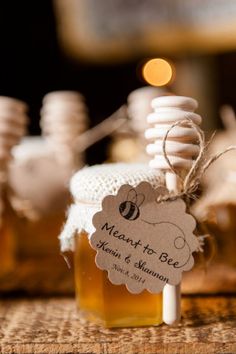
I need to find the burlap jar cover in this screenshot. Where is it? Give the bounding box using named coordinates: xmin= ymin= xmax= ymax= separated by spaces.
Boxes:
xmin=60 ymin=163 xmax=164 ymax=251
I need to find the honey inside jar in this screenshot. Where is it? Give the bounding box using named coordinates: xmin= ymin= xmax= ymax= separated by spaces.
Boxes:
xmin=0 ymin=222 xmax=15 ymax=277
xmin=0 ymin=196 xmax=16 ymax=278
xmin=74 ymin=231 xmax=163 ymax=328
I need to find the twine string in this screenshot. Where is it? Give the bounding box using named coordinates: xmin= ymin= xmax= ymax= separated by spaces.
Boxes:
xmin=162 ymin=118 xmax=236 ymax=199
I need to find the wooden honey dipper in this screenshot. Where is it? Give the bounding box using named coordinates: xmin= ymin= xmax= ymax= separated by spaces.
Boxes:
xmin=40 ymin=91 xmax=89 ymax=166
xmin=0 ymin=96 xmax=28 ymax=174
xmin=145 ymin=95 xmax=202 ymax=325
xmin=0 ymin=96 xmax=28 ymax=217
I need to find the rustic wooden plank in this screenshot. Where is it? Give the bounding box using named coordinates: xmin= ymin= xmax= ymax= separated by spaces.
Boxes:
xmin=0 ymin=296 xmax=236 ymax=354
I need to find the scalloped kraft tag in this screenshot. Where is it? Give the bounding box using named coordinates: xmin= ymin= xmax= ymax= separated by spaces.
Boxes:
xmin=90 ymin=181 xmax=199 ymax=294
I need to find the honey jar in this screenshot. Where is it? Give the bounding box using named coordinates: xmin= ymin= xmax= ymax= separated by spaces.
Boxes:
xmin=60 ymin=163 xmax=164 ymax=327
xmin=0 ymin=96 xmax=28 ymax=281
xmin=0 ymin=186 xmax=16 ymax=279
xmin=3 ymin=91 xmax=89 ymax=294
xmin=9 ymin=137 xmax=71 ymax=257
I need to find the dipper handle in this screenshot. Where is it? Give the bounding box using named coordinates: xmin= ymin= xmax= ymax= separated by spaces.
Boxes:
xmin=145 ymin=95 xmax=202 ymax=325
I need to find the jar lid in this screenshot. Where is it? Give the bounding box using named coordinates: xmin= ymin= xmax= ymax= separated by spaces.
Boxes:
xmin=60 ymin=163 xmax=163 ymax=252
xmin=12 ymin=136 xmax=51 ymax=160
xmin=70 ymin=163 xmax=163 ymax=204
xmin=9 ymin=136 xmax=73 ymax=214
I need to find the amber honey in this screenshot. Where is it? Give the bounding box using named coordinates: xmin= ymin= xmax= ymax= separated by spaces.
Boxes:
xmin=74 ymin=231 xmax=163 ymax=328
xmin=0 ymin=198 xmax=16 ymax=278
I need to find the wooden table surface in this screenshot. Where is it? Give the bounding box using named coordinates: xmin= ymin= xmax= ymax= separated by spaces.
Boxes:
xmin=0 ymin=296 xmax=236 ymax=354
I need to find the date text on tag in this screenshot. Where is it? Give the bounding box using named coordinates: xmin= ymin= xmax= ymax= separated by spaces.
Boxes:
xmin=90 ymin=182 xmax=199 ymax=294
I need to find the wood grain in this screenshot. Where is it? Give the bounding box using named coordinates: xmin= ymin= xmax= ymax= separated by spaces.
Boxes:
xmin=0 ymin=296 xmax=236 ymax=354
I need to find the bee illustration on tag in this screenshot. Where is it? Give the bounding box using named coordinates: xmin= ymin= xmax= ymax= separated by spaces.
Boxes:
xmin=119 ymin=188 xmax=145 ymax=221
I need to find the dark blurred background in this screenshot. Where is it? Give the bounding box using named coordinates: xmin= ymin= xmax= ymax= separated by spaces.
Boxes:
xmin=0 ymin=1 xmax=141 ymax=125
xmin=0 ymin=1 xmax=143 ymax=164
xmin=0 ymin=1 xmax=236 ymax=163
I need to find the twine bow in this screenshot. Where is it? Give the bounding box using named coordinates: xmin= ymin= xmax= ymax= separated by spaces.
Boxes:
xmin=162 ymin=118 xmax=236 ymax=200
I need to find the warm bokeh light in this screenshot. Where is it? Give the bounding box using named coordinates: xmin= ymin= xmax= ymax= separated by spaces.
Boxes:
xmin=142 ymin=58 xmax=173 ymax=86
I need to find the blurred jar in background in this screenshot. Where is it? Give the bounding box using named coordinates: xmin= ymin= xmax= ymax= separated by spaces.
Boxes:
xmin=109 ymin=86 xmax=169 ymax=162
xmin=10 ymin=137 xmax=70 ymax=259
xmin=5 ymin=91 xmax=89 ymax=294
xmin=184 ymin=119 xmax=236 ymax=294
xmin=0 ymin=96 xmax=28 ymax=280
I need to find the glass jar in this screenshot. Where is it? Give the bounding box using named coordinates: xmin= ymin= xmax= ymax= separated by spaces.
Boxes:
xmin=0 ymin=95 xmax=28 ymax=283
xmin=60 ymin=163 xmax=164 ymax=327
xmin=8 ymin=137 xmax=77 ymax=294
xmin=185 ymin=178 xmax=236 ymax=294
xmin=0 ymin=187 xmax=16 ymax=279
